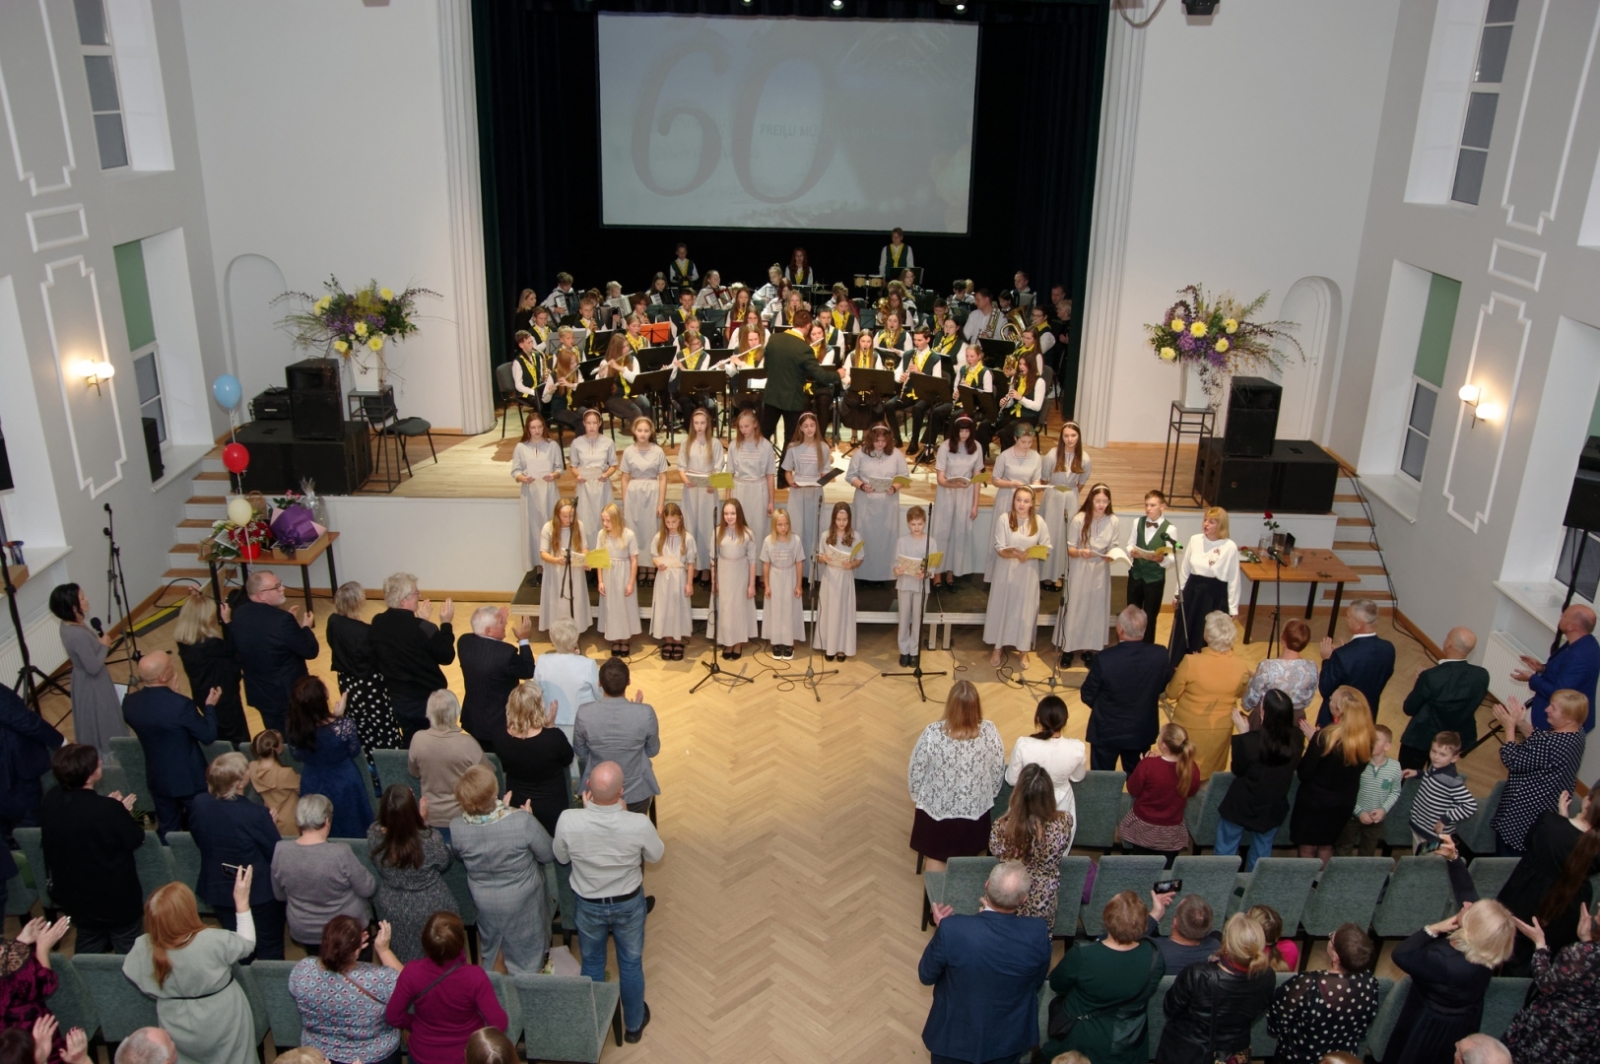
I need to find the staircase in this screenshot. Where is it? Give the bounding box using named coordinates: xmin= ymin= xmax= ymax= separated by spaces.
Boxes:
xmin=162 ymin=447 xmax=235 ymax=584
xmin=1328 ymin=471 xmax=1395 ymax=612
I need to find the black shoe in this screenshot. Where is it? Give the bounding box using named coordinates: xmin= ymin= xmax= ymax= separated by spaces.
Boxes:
xmin=645 ymin=895 xmax=656 ymax=914
xmin=1059 ymin=651 xmax=1075 ymax=668
xmin=1080 ymin=650 xmax=1097 ymax=666
xmin=624 ymin=1002 xmax=652 ymax=1043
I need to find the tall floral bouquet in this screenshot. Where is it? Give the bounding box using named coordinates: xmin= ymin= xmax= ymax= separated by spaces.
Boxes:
xmin=275 ymin=276 xmax=439 ymax=387
xmin=1146 ymin=284 xmax=1302 ymax=403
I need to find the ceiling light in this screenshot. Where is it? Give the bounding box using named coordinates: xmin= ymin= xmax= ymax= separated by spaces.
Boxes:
xmin=830 ymin=0 xmax=843 ymax=8
xmin=954 ymin=2 xmax=966 ymax=9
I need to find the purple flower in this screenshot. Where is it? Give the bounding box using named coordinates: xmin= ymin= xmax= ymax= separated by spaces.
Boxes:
xmin=1178 ymin=333 xmax=1195 ymax=353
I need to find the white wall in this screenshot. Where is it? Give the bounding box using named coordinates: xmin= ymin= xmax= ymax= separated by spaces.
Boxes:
xmin=179 ymin=0 xmax=467 ymax=429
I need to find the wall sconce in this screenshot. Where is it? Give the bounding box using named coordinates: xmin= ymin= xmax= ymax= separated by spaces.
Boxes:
xmin=1459 ymin=383 xmax=1485 ymax=429
xmin=73 ymin=358 xmax=115 ymax=395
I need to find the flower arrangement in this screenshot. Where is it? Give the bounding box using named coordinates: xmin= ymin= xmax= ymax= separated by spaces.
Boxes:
xmin=275 ymin=277 xmax=439 ymax=386
xmin=208 ymin=515 xmax=274 ymax=561
xmin=1146 ymin=284 xmax=1303 ymax=402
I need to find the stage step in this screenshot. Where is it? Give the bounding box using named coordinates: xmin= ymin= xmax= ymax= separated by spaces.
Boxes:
xmin=175 ymin=518 xmax=214 ymax=545
xmin=1335 ymin=515 xmax=1373 ymax=528
xmin=185 ymin=495 xmax=227 ymax=520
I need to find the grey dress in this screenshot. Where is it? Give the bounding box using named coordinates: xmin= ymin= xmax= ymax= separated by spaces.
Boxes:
xmin=364 ymin=823 xmax=460 ymax=963
xmin=60 ymin=621 xmax=126 ymax=760
xmin=123 ymin=928 xmax=256 ymax=1064
xmin=648 ymin=531 xmax=696 ymax=640
xmin=1056 ymin=512 xmax=1122 ymax=653
xmin=985 ymin=446 xmax=1044 ymax=580
xmin=449 ymin=805 xmax=556 ymax=976
xmin=713 ymin=529 xmax=760 ymax=646
xmin=1040 ymin=449 xmax=1093 ymax=583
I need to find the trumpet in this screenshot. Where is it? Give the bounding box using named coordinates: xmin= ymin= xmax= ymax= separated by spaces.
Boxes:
xmin=1002 ymin=351 xmax=1019 ymax=378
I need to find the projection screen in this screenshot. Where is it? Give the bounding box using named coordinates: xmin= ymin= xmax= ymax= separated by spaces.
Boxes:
xmin=597 ymin=14 xmax=979 ymax=233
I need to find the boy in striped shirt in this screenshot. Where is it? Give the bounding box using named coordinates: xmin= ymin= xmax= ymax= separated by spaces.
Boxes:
xmin=1403 ymin=730 xmax=1478 ymax=853
xmin=1336 ymin=724 xmax=1403 ymax=856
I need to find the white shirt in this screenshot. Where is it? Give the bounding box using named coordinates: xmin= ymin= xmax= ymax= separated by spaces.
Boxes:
xmin=552 ymin=800 xmax=664 ymax=899
xmin=1004 ymin=735 xmax=1088 ymax=817
xmin=1177 ymin=534 xmax=1242 ymax=615
xmin=963 ymin=308 xmax=1002 ymax=343
xmin=879 ymin=244 xmax=915 ymax=275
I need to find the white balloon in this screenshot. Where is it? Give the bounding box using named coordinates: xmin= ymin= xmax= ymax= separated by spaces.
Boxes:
xmin=227 ymin=497 xmax=254 ymax=526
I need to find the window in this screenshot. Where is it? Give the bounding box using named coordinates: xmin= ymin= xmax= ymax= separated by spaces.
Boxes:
xmin=73 ymin=0 xmax=128 ymax=169
xmin=1451 ymin=0 xmax=1518 ymax=205
xmin=132 ymin=348 xmax=164 ymax=444
xmin=1401 ymin=380 xmax=1439 ymax=480
xmin=114 ymin=239 xmax=164 ymax=458
xmin=1399 ymin=272 xmax=1461 ymax=483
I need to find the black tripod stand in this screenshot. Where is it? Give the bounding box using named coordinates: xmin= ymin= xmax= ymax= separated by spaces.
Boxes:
xmin=1 ymin=508 xmax=68 ymax=710
xmin=691 ymin=534 xmax=756 ymax=693
xmin=102 ymin=503 xmax=141 ymax=684
xmin=796 ymin=470 xmax=842 ymax=701
xmin=1018 ymin=569 xmax=1070 ymax=697
xmin=882 ymin=494 xmax=946 ymax=701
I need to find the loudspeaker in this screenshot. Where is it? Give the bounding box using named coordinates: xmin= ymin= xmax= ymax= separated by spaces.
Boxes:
xmin=1198 ymin=438 xmax=1340 ymax=513
xmin=1223 ymin=376 xmax=1281 ymax=457
xmin=0 ymin=421 xmax=12 ymax=491
xmin=1199 ymin=439 xmax=1274 ymax=509
xmin=236 ymin=419 xmax=369 ymax=494
xmin=1272 ymin=440 xmax=1340 ymax=514
xmin=141 ymin=416 xmax=163 ymax=484
xmin=287 ymin=358 xmax=342 ymax=441
xmin=1564 ymin=436 xmax=1600 ymax=530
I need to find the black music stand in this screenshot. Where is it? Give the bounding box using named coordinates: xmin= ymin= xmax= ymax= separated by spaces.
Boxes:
xmin=841 ymin=368 xmax=898 ymax=455
xmin=957 ymin=386 xmax=1000 ymax=424
xmin=677 ymin=370 xmax=725 ymax=434
xmin=637 ymin=346 xmax=676 ymax=372
xmin=904 ymin=373 xmax=953 ymax=469
xmin=571 ymin=378 xmax=617 ymax=435
xmin=631 ymin=368 xmax=673 ymax=437
xmin=978 ymin=339 xmax=1013 ymax=369
xmin=730 ymin=368 xmax=766 ymax=430
xmin=876 ymin=348 xmax=904 ymax=372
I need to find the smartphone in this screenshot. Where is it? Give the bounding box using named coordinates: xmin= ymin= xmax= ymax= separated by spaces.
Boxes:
xmin=221 ymin=863 xmax=246 ymax=874
xmin=1153 ymin=879 xmax=1182 ymax=894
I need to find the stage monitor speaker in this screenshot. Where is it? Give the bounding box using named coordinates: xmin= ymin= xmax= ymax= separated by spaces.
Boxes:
xmin=236 ymin=420 xmax=369 ymax=495
xmin=141 ymin=416 xmax=163 ymax=484
xmin=1565 ymin=435 xmax=1600 ymax=530
xmin=1223 ymin=375 xmax=1281 ymax=457
xmin=288 ymin=357 xmax=343 ymax=441
xmin=0 ymin=422 xmax=12 ymax=491
xmin=1199 ymin=438 xmax=1338 ymax=513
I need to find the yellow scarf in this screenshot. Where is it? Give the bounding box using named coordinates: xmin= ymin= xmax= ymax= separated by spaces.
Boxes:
xmin=964 ymin=363 xmax=984 ymax=387
xmin=878 ymin=328 xmax=902 ymax=350
xmin=855 ymin=349 xmax=874 ymax=369
xmin=627 ymin=333 xmax=645 ymax=352
xmin=832 ymin=307 xmax=849 ymax=331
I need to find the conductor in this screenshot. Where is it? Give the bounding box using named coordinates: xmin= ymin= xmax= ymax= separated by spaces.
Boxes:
xmin=760 ymin=308 xmax=842 ymax=481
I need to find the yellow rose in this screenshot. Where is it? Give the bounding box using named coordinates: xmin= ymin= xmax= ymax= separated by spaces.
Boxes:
xmin=1224 ymin=318 xmax=1238 ymax=334
xmin=1170 ymin=318 xmax=1185 ymax=332
xmin=368 ymin=336 xmax=385 ymax=352
xmin=354 ymin=321 xmax=368 ymax=337
xmin=1190 ymin=321 xmax=1207 ymax=338
xmin=1215 ymin=338 xmax=1230 ymax=353
xmin=380 ymin=288 xmax=394 ymax=300
xmin=1159 ymin=346 xmax=1177 ymax=362
xmin=332 ymin=339 xmax=349 ymax=354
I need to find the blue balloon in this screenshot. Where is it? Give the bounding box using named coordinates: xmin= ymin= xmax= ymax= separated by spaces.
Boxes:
xmin=212 ymin=374 xmax=242 ymax=410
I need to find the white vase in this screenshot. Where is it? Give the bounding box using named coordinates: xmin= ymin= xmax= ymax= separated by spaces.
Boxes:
xmin=1182 ymin=361 xmax=1210 ymax=409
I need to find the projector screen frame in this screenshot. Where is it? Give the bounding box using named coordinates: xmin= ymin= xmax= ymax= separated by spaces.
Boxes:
xmin=593 ymin=12 xmax=981 ymax=236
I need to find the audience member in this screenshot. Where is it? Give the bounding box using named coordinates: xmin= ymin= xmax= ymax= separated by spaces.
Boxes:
xmin=385 ymin=912 xmax=508 ymax=1064
xmin=121 ymin=877 xmax=258 ymax=1064
xmin=112 ymin=1028 xmax=177 ymax=1064
xmin=1316 ymin=599 xmax=1395 ymax=728
xmin=172 ymin=588 xmax=249 ymax=743
xmin=408 ymin=691 xmax=486 ymax=841
xmin=1081 ymin=606 xmax=1171 ymax=771
xmin=464 ymin=1027 xmax=518 ymax=1064
xmin=987 ymin=764 xmax=1073 ymax=928
xmin=573 ymin=659 xmax=661 ymax=816
xmin=1246 ymin=903 xmax=1299 ymax=970
xmin=457 ymin=606 xmax=535 ymax=745
xmin=288 ymin=914 xmax=403 ymax=1064
xmin=188 ymin=752 xmax=285 ymax=959
xmin=533 ymin=618 xmax=600 ymax=747
xmin=1380 ymin=901 xmax=1515 ymax=1064
xmin=1406 ymin=730 xmax=1477 ymax=853
xmin=919 ymin=861 xmax=1051 ymax=1064
xmin=907 ymin=681 xmax=1005 ymax=872
xmin=1215 ymin=691 xmax=1304 ymax=870
xmin=1155 ymin=913 xmax=1276 ymax=1064
xmin=1292 ymin=687 xmax=1374 ymax=867
xmin=50 ymin=583 xmax=125 ymax=759
xmin=554 ymin=761 xmax=665 ymax=1044
xmin=1489 ymin=692 xmax=1587 ymax=855
xmin=1003 ymin=696 xmax=1087 ymax=846
xmin=286 ymin=676 xmax=373 ymax=838
xmin=246 ymin=730 xmax=301 ymax=837
xmin=370 ymin=573 xmax=456 ymax=743
xmin=1265 ymin=922 xmax=1380 ymax=1064
xmin=494 ymin=681 xmax=574 ymax=837
xmin=1039 ymin=890 xmax=1164 ymax=1064
xmin=37 ymin=743 xmax=144 ymax=953
xmin=229 ymin=570 xmax=319 ymax=734
xmin=1164 ymin=611 xmax=1252 ymax=779
xmin=1335 ymin=723 xmax=1402 ymax=857
xmin=1143 ymin=893 xmax=1222 ymax=974
xmin=1452 ymin=1034 xmax=1511 ymax=1064
xmin=325 ymin=581 xmax=402 ymax=750
xmin=0 ymin=1019 xmax=88 ymax=1064
xmin=120 ymin=651 xmax=220 ymax=839
xmin=1495 ymin=780 xmax=1600 ymax=973
xmin=0 ymin=684 xmax=62 ymax=841
xmin=449 ymin=764 xmax=555 ymax=976
xmin=271 ymin=794 xmax=376 ymax=948
xmin=1510 ymin=603 xmax=1598 ymax=731
xmin=1243 ymin=618 xmax=1318 ymax=724
xmin=1119 ymin=723 xmax=1199 ymax=866
xmin=366 ymin=785 xmax=458 ymax=964
xmin=0 ymin=916 xmax=71 ymax=1062
xmin=1504 ymin=898 xmax=1597 ymax=1064
xmin=1398 ymin=627 xmax=1489 ymax=772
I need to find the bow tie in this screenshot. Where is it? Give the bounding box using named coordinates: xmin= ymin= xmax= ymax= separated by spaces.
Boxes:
xmin=1145 ymin=522 xmax=1161 ymax=529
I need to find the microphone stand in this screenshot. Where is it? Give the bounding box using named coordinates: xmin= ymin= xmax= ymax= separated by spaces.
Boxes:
xmin=691 ymin=530 xmax=756 ymax=693
xmin=882 ymin=491 xmax=946 ymax=701
xmin=102 ymin=503 xmax=141 ymax=682
xmin=0 ymin=508 xmax=69 ymax=711
xmin=797 ymin=468 xmax=843 ymax=701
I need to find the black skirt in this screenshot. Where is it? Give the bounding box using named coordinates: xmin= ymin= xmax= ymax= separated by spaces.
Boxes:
xmin=910 ymin=808 xmax=992 ymax=862
xmin=1168 ymin=574 xmax=1229 ymax=667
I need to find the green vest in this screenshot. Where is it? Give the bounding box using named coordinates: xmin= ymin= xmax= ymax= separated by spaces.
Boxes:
xmin=1130 ymin=518 xmax=1173 ymax=584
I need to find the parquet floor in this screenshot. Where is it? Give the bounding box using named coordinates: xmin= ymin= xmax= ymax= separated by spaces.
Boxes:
xmin=27 ymin=600 xmax=1504 ymax=1062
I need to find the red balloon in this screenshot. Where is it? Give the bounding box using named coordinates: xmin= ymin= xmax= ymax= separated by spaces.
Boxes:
xmin=222 ymin=443 xmax=250 ymax=473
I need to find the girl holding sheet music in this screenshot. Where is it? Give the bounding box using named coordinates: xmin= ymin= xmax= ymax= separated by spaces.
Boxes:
xmin=874 ymin=310 xmax=912 ymax=360
xmin=729 ymin=410 xmax=777 ymax=550
xmin=511 ymin=414 xmax=563 ymax=574
xmin=760 ymin=509 xmax=806 ymax=660
xmin=713 ymin=500 xmax=759 ymax=658
xmin=1041 ymin=421 xmax=1093 ymax=590
xmin=1055 ymin=484 xmax=1121 ymax=667
xmin=845 ymin=424 xmax=909 ymax=583
xmin=931 ymin=417 xmax=985 ymax=586
xmin=677 ymin=408 xmax=724 ymax=585
xmin=619 ymin=418 xmax=668 ymax=584
xmin=569 ymin=410 xmax=617 ymax=549
xmin=595 ymin=503 xmax=641 ymax=656
xmin=780 ymin=412 xmax=833 ymax=579
xmin=984 ymin=426 xmax=1044 ymax=581
xmin=894 ymin=507 xmax=937 ymax=667
xmin=649 ymin=504 xmax=695 ymax=657
xmin=984 ymin=486 xmax=1051 ymax=670
xmin=538 ymin=498 xmax=591 ymax=634
xmin=840 ymin=331 xmax=887 ymax=439
xmin=816 ymin=503 xmax=863 ymax=660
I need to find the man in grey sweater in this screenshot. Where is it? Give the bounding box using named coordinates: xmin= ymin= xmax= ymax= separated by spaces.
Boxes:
xmin=269 ymin=793 xmax=376 ymax=946
xmin=574 ymin=658 xmax=661 ymax=816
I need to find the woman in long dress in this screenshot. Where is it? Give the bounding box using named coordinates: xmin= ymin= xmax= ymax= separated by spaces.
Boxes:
xmin=677 ymin=407 xmax=724 ymax=584
xmin=761 ymin=509 xmax=806 ymax=659
xmin=123 ymin=878 xmax=258 ymax=1064
xmin=568 ymin=408 xmax=617 ymax=544
xmin=931 ymin=417 xmax=985 ymax=585
xmin=1041 ymin=421 xmax=1092 ymax=590
xmin=618 ymin=418 xmax=667 ymax=584
xmin=984 ymin=427 xmax=1044 ymax=581
xmin=511 ymin=414 xmax=563 ymax=574
xmin=1055 ymin=484 xmax=1120 ymax=666
xmin=729 ymin=409 xmax=777 ymax=550
xmin=1170 ymin=505 xmax=1243 ymax=666
xmin=780 ymin=411 xmax=832 ymax=580
xmin=984 ymin=486 xmax=1051 ymax=670
xmin=845 ymin=423 xmax=908 ymax=583
xmin=816 ymin=502 xmax=863 ymax=660
xmin=50 ymin=583 xmax=126 ymax=761
xmin=538 ymin=498 xmax=591 ymax=634
xmin=713 ymin=499 xmax=759 ymax=657
xmin=649 ymin=504 xmax=695 ymax=658
xmin=594 ymin=504 xmax=640 ymax=656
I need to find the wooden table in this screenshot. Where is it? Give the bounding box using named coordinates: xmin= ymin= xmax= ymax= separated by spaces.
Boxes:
xmin=205 ymin=532 xmax=341 ymax=611
xmin=1239 ymin=547 xmax=1361 ymax=644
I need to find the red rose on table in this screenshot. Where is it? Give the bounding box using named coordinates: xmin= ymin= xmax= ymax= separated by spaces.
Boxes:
xmin=1263 ymin=510 xmax=1273 ymax=519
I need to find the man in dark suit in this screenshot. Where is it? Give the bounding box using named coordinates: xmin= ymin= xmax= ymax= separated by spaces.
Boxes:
xmin=1512 ymin=603 xmax=1599 ymax=732
xmin=458 ymin=605 xmax=536 ymax=745
xmin=37 ymin=743 xmax=145 ymax=953
xmin=1399 ymin=626 xmax=1492 ymax=772
xmin=370 ymin=571 xmax=456 ymax=744
xmin=1081 ymin=606 xmax=1172 ymax=771
xmin=574 ymin=658 xmax=660 ymax=816
xmin=0 ymin=683 xmax=64 ymax=842
xmin=919 ymin=860 xmax=1051 ymax=1064
xmin=121 ymin=651 xmax=219 ymax=838
xmin=1316 ymin=598 xmax=1395 ymax=727
xmin=229 ymin=570 xmax=319 ymax=734
xmin=759 ymin=308 xmax=841 ymax=481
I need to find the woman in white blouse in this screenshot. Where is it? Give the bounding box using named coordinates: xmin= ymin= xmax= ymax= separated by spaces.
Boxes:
xmin=907 ymin=680 xmax=1005 ymax=872
xmin=1004 ymin=695 xmax=1089 ymax=850
xmin=1169 ymin=505 xmax=1242 ymax=666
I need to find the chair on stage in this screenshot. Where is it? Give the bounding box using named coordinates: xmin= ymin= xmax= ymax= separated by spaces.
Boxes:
xmin=360 ymin=391 xmax=437 ymax=491
xmin=496 ymin=361 xmax=540 ymax=440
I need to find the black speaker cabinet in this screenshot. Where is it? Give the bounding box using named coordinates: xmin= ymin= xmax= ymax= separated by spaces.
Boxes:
xmin=1223 ymin=376 xmax=1282 ymax=457
xmin=236 ymin=419 xmax=369 ymax=494
xmin=287 ymin=358 xmax=342 ymax=441
xmin=0 ymin=423 xmax=12 ymax=491
xmin=141 ymin=416 xmax=163 ymax=484
xmin=1199 ymin=439 xmax=1274 ymax=509
xmin=1199 ymin=438 xmax=1339 ymax=514
xmin=1272 ymin=440 xmax=1340 ymax=514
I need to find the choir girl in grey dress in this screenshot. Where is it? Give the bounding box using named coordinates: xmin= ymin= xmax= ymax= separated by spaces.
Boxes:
xmin=1040 ymin=421 xmax=1092 ymax=589
xmin=816 ymin=502 xmax=863 ymax=660
xmin=1055 ymin=484 xmax=1121 ymax=664
xmin=619 ymin=418 xmax=667 ymax=583
xmin=760 ymin=509 xmax=806 ymax=659
xmin=984 ymin=487 xmax=1051 ymax=670
xmin=538 ymin=499 xmax=591 ymax=633
xmin=595 ymin=503 xmax=640 ymax=655
xmin=512 ymin=415 xmax=564 ymax=573
xmin=649 ymin=504 xmax=695 ymax=657
xmin=729 ymin=409 xmax=777 ymax=551
xmin=984 ymin=428 xmax=1044 ymax=581
xmin=569 ymin=409 xmax=617 ymax=542
xmin=713 ymin=499 xmax=759 ymax=657
xmin=780 ymin=412 xmax=833 ymax=580
xmin=677 ymin=407 xmax=724 ymax=582
xmin=845 ymin=424 xmax=908 ymax=583
xmin=931 ymin=417 xmax=985 ymax=585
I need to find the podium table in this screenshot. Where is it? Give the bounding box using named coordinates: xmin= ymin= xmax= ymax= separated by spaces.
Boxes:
xmin=1239 ymin=547 xmax=1361 ymax=643
xmin=204 ymin=532 xmax=341 ymax=612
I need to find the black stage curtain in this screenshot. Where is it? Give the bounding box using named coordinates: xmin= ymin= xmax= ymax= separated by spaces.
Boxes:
xmin=474 ymin=0 xmax=1109 ymax=417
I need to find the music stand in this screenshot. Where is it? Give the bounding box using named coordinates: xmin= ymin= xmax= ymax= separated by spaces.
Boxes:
xmin=571 ymin=378 xmax=617 ymax=431
xmin=646 ymin=304 xmax=673 ymax=324
xmin=876 ymin=348 xmax=904 ymax=372
xmin=639 ymin=321 xmax=673 ymax=344
xmin=841 ymin=368 xmax=897 ymax=454
xmin=630 ymin=368 xmax=673 ymax=440
xmin=905 ymin=373 xmax=953 ymax=469
xmin=957 ymin=385 xmax=999 ymax=424
xmin=978 ymin=339 xmax=1013 ymax=368
xmin=637 ymin=346 xmax=676 ymax=372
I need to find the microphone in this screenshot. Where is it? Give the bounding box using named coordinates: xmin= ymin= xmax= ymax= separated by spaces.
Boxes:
xmin=90 ymin=617 xmax=104 ymax=637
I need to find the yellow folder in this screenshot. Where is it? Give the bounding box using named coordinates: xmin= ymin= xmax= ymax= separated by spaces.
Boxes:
xmin=584 ymin=548 xmax=611 ymax=569
xmin=1024 ymin=544 xmax=1049 ymax=561
xmin=708 ymin=471 xmax=734 ymax=490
